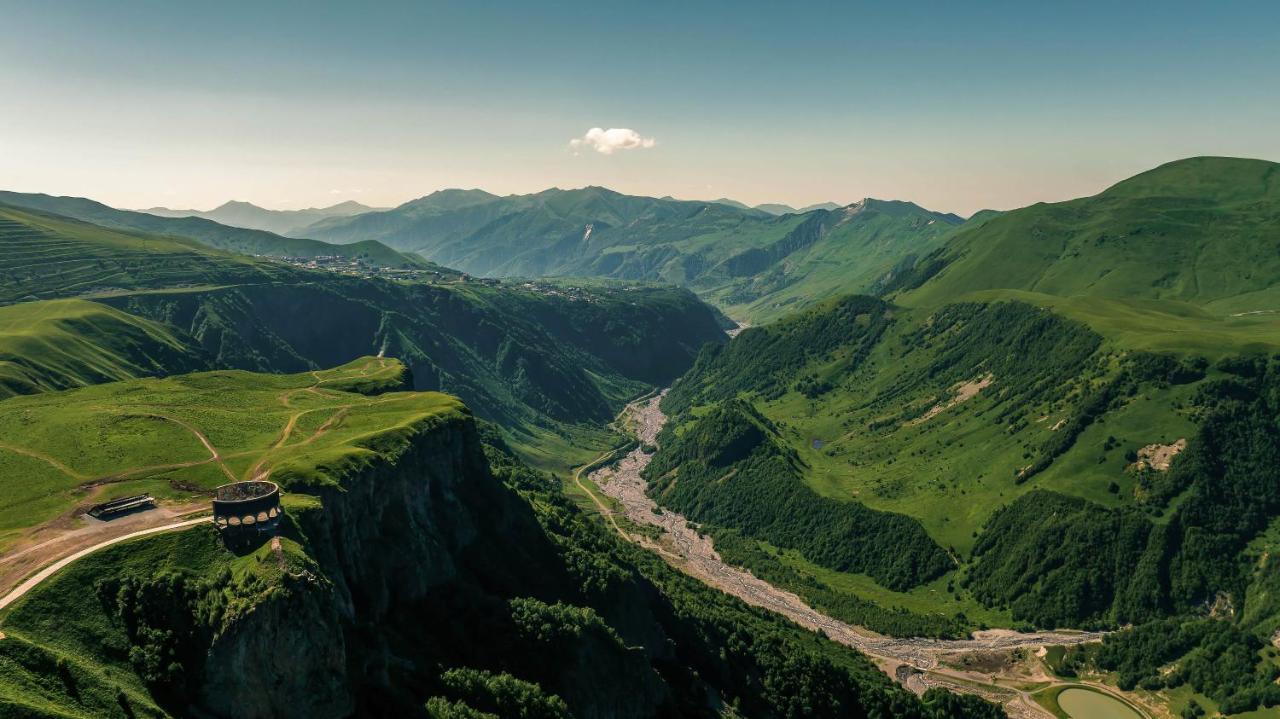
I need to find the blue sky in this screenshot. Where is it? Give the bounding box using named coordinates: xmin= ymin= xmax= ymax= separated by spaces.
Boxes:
xmin=1 ymin=0 xmax=1277 ymax=215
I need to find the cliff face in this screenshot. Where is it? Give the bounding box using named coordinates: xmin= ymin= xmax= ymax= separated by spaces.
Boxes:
xmin=0 ymin=378 xmax=1001 ymax=719
xmin=196 ymin=409 xmax=545 ymax=718
xmin=199 ymin=573 xmax=351 ymax=718
xmin=102 ymin=279 xmax=725 ymax=428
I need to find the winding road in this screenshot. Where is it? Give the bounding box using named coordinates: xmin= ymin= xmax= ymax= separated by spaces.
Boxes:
xmin=0 ymin=517 xmax=210 ymax=613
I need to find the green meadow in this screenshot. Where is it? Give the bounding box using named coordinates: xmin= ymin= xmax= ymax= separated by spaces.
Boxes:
xmin=0 ymin=357 xmax=461 ymax=549
xmin=0 ymin=299 xmax=205 ymax=399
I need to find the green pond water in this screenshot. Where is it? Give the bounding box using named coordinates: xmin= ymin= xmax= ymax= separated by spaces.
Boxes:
xmin=1058 ymin=687 xmax=1141 ymax=719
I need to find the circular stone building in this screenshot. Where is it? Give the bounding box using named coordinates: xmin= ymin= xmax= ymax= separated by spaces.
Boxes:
xmin=213 ymin=480 xmax=282 ymax=537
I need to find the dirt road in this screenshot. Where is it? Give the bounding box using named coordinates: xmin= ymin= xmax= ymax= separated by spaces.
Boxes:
xmin=0 ymin=516 xmax=211 ymax=614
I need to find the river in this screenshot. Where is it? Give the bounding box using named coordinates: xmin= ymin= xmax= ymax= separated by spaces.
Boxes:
xmin=589 ymin=390 xmax=1114 ymax=718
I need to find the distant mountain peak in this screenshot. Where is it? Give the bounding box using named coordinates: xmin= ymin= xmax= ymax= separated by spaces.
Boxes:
xmin=320 ymin=200 xmax=375 ymax=212
xmin=797 ymin=201 xmax=842 ymax=213
xmin=211 ymin=199 xmax=263 ymax=211
xmin=753 ymin=203 xmax=799 ymax=216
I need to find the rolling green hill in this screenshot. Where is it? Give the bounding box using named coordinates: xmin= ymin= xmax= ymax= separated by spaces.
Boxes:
xmin=0 ymin=299 xmax=207 ymax=399
xmin=0 ymin=191 xmax=426 ymax=268
xmin=306 ymin=186 xmax=964 ymax=322
xmin=0 ymin=204 xmax=285 ymax=303
xmin=899 ymin=157 xmax=1280 ymax=318
xmin=646 ymin=157 xmax=1280 ymax=713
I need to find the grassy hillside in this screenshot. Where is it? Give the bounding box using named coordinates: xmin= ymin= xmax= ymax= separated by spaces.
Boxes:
xmin=700 ymin=199 xmax=964 ymax=321
xmin=0 ymin=362 xmax=999 ymax=719
xmin=0 ymin=191 xmax=427 ymax=268
xmin=0 ymin=357 xmax=439 ymax=546
xmin=0 ymin=204 xmax=282 ymax=303
xmin=306 ymin=187 xmax=962 ymax=322
xmin=899 ymin=157 xmax=1280 ymax=317
xmin=646 ymin=157 xmax=1280 ymax=714
xmin=0 ymin=299 xmax=207 ymax=398
xmin=101 ymin=277 xmax=726 ymax=472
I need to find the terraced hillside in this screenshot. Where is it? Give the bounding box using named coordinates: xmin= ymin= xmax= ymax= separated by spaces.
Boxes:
xmin=0 ymin=191 xmax=427 ymax=268
xmin=0 ymin=359 xmax=998 ymax=719
xmin=648 ymin=157 xmax=1280 ymax=715
xmin=0 ymin=204 xmax=281 ymax=304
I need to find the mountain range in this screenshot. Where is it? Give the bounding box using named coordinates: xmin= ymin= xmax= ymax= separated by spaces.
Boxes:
xmin=141 ymin=199 xmax=385 ymax=236
xmin=3 ymin=155 xmax=1279 ymax=718
xmin=711 ymin=197 xmax=845 ymax=215
xmin=296 ymin=186 xmax=968 ymax=321
xmin=7 ymin=186 xmax=974 ymax=323
xmin=0 ymin=192 xmax=423 ymax=268
xmin=0 ymin=188 xmax=993 ymax=719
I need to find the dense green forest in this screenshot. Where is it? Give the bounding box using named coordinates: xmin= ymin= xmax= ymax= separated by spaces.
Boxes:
xmin=644 ymin=399 xmax=953 ymax=590
xmin=1081 ymin=618 xmax=1280 ymax=715
xmin=664 ymin=294 xmax=893 ymax=414
xmin=0 ymin=407 xmax=1004 ymax=718
xmin=968 ymin=355 xmax=1280 ymax=628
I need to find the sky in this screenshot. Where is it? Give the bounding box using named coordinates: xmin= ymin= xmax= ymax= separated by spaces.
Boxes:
xmin=1 ymin=1 xmax=1278 ymax=216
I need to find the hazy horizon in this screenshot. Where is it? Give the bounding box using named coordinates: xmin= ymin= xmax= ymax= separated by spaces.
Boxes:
xmin=3 ymin=1 xmax=1278 ymax=216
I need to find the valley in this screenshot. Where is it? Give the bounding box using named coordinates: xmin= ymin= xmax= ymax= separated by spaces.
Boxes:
xmin=582 ymin=391 xmax=1126 ymax=719
xmin=1 ymin=156 xmax=1279 ymax=718
xmin=7 ymin=5 xmax=1276 ymax=716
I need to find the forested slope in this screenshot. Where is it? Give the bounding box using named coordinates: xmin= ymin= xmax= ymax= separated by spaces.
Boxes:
xmin=647 ymin=157 xmax=1280 ymax=715
xmin=0 ymin=363 xmax=1001 ymax=718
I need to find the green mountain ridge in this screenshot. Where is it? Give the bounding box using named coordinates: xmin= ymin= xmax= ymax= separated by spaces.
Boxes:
xmin=306 ymin=186 xmax=964 ymax=322
xmin=0 ymin=191 xmax=425 ymax=268
xmin=898 ymin=156 xmax=1280 ymax=315
xmin=643 ymin=156 xmax=1280 ymax=714
xmin=141 ymin=199 xmax=384 ymax=236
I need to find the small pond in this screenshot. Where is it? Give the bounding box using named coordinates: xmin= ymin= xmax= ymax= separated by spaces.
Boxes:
xmin=1057 ymin=687 xmax=1141 ymax=719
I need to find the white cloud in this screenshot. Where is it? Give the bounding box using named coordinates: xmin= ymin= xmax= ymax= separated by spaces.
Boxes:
xmin=569 ymin=127 xmax=656 ymax=155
